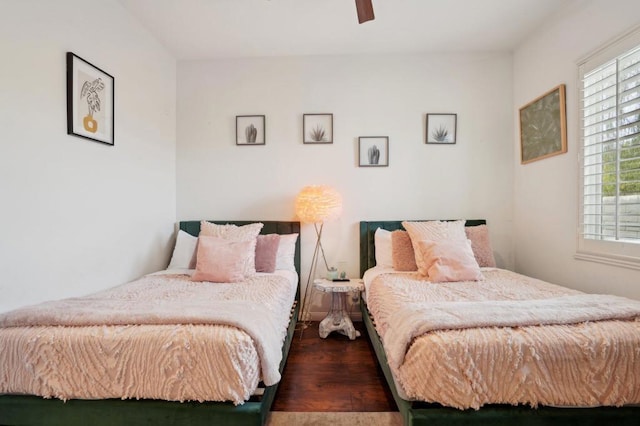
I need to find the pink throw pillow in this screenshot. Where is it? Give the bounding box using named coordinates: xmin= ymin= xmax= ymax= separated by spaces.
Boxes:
xmin=465 ymin=225 xmax=497 ymax=267
xmin=402 ymin=220 xmax=467 ymax=273
xmin=255 ymin=234 xmax=281 ymax=273
xmin=191 ymin=236 xmax=252 ymax=283
xmin=417 ymin=239 xmax=483 ymax=282
xmin=199 ymin=221 xmax=263 ymax=275
xmin=391 ymin=230 xmax=417 ymax=271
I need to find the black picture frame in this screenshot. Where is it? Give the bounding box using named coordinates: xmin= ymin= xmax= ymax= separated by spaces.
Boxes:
xmin=66 ymin=52 xmax=115 ymax=146
xmin=303 ymin=113 xmax=333 ymax=144
xmin=236 ymin=115 xmax=266 ymax=145
xmin=358 ymin=136 xmax=389 ymax=167
xmin=426 ymin=113 xmax=457 ymax=144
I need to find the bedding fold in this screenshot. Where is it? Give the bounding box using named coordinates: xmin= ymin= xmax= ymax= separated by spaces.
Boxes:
xmin=1 ymin=299 xmax=282 ymax=385
xmin=385 ymin=294 xmax=640 ymax=370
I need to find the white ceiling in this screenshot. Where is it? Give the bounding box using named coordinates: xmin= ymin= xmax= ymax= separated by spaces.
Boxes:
xmin=118 ymin=0 xmax=572 ymax=61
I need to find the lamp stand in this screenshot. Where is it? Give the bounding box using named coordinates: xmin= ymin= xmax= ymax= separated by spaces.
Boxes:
xmin=299 ymin=222 xmax=329 ymax=335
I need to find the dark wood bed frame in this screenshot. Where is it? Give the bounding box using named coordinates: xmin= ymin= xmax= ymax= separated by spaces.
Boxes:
xmin=359 ymin=220 xmax=640 ymax=426
xmin=0 ymin=220 xmax=301 ymax=426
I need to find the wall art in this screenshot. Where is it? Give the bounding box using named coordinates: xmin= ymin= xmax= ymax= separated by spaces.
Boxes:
xmin=519 ymin=84 xmax=567 ymax=164
xmin=303 ymin=113 xmax=333 ymax=144
xmin=66 ymin=52 xmax=115 ymax=145
xmin=426 ymin=113 xmax=457 ymax=144
xmin=236 ymin=115 xmax=265 ymax=145
xmin=359 ymin=136 xmax=389 ymax=167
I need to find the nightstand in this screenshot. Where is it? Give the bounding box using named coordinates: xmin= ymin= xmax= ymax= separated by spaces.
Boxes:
xmin=313 ymin=278 xmax=364 ymax=340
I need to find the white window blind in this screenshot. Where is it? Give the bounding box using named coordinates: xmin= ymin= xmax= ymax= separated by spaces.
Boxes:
xmin=578 ymin=27 xmax=640 ymax=268
xmin=581 ymin=45 xmax=640 ymax=241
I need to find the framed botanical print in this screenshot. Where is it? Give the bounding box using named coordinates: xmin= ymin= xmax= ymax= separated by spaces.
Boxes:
xmin=359 ymin=136 xmax=389 ymax=167
xmin=236 ymin=115 xmax=266 ymax=145
xmin=303 ymin=113 xmax=333 ymax=144
xmin=66 ymin=52 xmax=115 ymax=146
xmin=426 ymin=113 xmax=457 ymax=144
xmin=519 ymin=84 xmax=567 ymax=164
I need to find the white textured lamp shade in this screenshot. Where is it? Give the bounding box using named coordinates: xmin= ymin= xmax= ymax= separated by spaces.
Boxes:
xmin=295 ymin=185 xmax=342 ymax=223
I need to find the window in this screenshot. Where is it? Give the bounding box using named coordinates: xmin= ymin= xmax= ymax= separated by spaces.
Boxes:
xmin=578 ymin=27 xmax=640 ymax=269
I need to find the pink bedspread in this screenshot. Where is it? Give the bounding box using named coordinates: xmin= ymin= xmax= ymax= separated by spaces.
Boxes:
xmin=366 ymin=268 xmax=640 ymax=409
xmin=0 ymin=272 xmax=297 ymax=404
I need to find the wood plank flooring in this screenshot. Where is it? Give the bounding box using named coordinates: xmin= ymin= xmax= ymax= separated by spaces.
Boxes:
xmin=272 ymin=321 xmax=397 ymax=412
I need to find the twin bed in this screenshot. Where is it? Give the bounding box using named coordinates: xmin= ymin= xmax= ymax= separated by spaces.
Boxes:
xmin=0 ymin=220 xmax=300 ymax=426
xmin=359 ymin=220 xmax=640 ymax=425
xmin=2 ymin=218 xmax=640 ymax=426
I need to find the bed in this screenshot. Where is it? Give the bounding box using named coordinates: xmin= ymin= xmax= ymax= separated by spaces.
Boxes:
xmin=359 ymin=220 xmax=640 ymax=426
xmin=0 ymin=220 xmax=300 ymax=426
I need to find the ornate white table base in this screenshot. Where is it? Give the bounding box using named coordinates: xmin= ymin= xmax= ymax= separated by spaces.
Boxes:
xmin=313 ymin=279 xmax=364 ymax=340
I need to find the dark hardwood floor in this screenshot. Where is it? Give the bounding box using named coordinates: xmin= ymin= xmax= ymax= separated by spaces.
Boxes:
xmin=272 ymin=321 xmax=397 ymax=412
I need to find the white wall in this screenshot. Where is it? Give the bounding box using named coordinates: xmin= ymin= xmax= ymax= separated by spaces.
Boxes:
xmin=513 ymin=0 xmax=640 ymax=299
xmin=177 ymin=53 xmax=514 ymax=318
xmin=0 ymin=0 xmax=177 ymax=312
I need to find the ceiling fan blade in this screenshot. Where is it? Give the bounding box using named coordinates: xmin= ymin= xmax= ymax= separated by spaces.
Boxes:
xmin=355 ymin=0 xmax=375 ymax=24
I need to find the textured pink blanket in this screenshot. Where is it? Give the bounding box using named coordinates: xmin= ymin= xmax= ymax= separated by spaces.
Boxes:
xmin=367 ymin=268 xmax=640 ymax=409
xmin=384 ymin=293 xmax=640 ymax=370
xmin=0 ymin=273 xmax=294 ymax=386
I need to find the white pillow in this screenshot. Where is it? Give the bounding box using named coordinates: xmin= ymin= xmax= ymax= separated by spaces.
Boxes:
xmin=168 ymin=230 xmax=198 ymax=269
xmin=275 ymin=233 xmax=299 ymax=272
xmin=374 ymin=228 xmax=394 ymax=269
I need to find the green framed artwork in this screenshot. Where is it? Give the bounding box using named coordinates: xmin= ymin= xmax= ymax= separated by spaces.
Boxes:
xmin=519 ymin=84 xmax=567 ymax=164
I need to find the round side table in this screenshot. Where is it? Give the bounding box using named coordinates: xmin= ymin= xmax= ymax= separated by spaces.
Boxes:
xmin=313 ymin=278 xmax=364 ymax=340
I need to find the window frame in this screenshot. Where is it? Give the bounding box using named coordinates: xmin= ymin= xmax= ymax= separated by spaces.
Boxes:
xmin=576 ymin=24 xmax=640 ymax=271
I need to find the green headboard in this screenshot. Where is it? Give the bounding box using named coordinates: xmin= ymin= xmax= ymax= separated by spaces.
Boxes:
xmin=359 ymin=219 xmax=487 ymax=277
xmin=179 ymin=220 xmax=301 ymax=299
